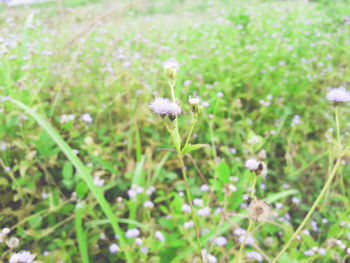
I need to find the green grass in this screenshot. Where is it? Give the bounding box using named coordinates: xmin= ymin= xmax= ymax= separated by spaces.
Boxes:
xmin=0 ymin=0 xmax=350 ymax=262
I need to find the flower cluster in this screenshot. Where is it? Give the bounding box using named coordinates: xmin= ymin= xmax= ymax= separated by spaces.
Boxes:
xmin=149 ymin=97 xmax=182 ymax=121
xmin=326 ymin=87 xmax=350 ymax=105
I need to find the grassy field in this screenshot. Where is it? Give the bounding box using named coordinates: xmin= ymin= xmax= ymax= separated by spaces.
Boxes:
xmin=0 ymin=0 xmax=350 ymax=262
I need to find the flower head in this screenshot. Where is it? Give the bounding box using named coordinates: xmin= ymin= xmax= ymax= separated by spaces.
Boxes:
xmin=245 ymin=159 xmax=259 ymax=171
xmin=166 ymin=102 xmax=182 ymax=120
xmin=9 ymin=251 xmax=34 ymax=263
xmin=248 ymin=198 xmax=271 ymax=221
xmin=149 ymin=97 xmax=171 ymax=117
xmin=326 ymin=87 xmax=350 ymax=105
xmin=155 ymin=231 xmax=165 ymax=243
xmin=126 ymin=228 xmax=140 ymax=238
xmin=163 ymin=58 xmax=179 ymax=80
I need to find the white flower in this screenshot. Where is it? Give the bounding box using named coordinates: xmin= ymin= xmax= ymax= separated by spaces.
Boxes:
xmin=81 ymin=113 xmax=93 ymax=123
xmin=304 ymin=250 xmax=315 ymax=256
xmin=135 ymin=238 xmax=143 ymax=246
xmin=214 ymin=236 xmax=227 ymax=246
xmin=166 ymin=102 xmax=182 ymax=120
xmin=163 ymin=58 xmax=179 ymax=73
xmin=9 ymin=251 xmax=34 ymax=263
xmin=245 ymin=159 xmax=259 ymax=171
xmin=188 ymin=95 xmax=201 ymax=105
xmin=200 ymin=184 xmax=209 ymax=192
xmin=127 ymin=189 xmax=137 ymax=199
xmin=149 ymin=97 xmax=170 ymax=116
xmin=197 ymin=207 xmax=210 ymax=216
xmin=182 ymin=204 xmax=191 ymax=213
xmin=144 ymin=200 xmax=154 ymax=208
xmin=246 ymin=251 xmax=263 ymax=262
xmin=126 ymin=228 xmax=140 ymax=238
xmin=184 ymin=221 xmax=194 ymax=229
xmin=193 ymin=198 xmax=203 ymax=206
xmin=326 ymin=87 xmax=350 ymax=104
xmin=155 ymin=231 xmax=165 ymax=243
xmin=93 ymin=176 xmax=104 ymax=187
xmin=140 ymin=246 xmax=148 ymax=254
xmin=109 ymin=243 xmax=120 ymax=254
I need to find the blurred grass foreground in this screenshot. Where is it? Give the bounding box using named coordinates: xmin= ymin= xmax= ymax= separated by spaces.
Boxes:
xmin=0 ymin=0 xmax=350 ymax=262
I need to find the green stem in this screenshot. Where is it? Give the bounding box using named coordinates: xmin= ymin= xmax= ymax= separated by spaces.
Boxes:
xmin=235 ymin=172 xmax=257 ymax=263
xmin=178 ymin=155 xmax=203 ymax=263
xmin=272 ymin=158 xmax=342 ymax=263
xmin=335 ymin=106 xmax=341 ymax=152
xmin=183 ymin=117 xmax=197 ymax=152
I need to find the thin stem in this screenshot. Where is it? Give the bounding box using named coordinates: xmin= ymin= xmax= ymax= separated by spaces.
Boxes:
xmin=183 ymin=117 xmax=197 ymax=152
xmin=335 ymin=106 xmax=341 ymax=151
xmin=178 ymin=155 xmax=203 ymax=263
xmin=235 ymin=172 xmax=257 ymax=263
xmin=272 ymin=157 xmax=342 ymax=263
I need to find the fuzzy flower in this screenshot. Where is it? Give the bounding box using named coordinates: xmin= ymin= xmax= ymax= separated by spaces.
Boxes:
xmin=197 ymin=207 xmax=210 ymax=217
xmin=248 ymin=198 xmax=271 ymax=221
xmin=144 ymin=200 xmax=154 ymax=208
xmin=326 ymin=87 xmax=350 ymax=105
xmin=182 ymin=204 xmax=191 ymax=213
xmin=214 ymin=236 xmax=227 ymax=246
xmin=167 ymin=102 xmax=182 ymax=120
xmin=184 ymin=221 xmax=194 ymax=229
xmin=109 ymin=243 xmax=120 ymax=254
xmin=126 ymin=228 xmax=140 ymax=238
xmin=149 ymin=97 xmax=171 ymax=116
xmin=245 ymin=159 xmax=259 ymax=171
xmin=155 ymin=231 xmax=165 ymax=243
xmin=9 ymin=251 xmax=34 ymax=263
xmin=188 ymin=95 xmax=201 ymax=105
xmin=246 ymin=251 xmax=263 ymax=262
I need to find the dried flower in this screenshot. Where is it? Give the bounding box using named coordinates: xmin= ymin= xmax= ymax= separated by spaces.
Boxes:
xmin=248 ymin=198 xmax=271 ymax=221
xmin=6 ymin=237 xmax=19 ymax=249
xmin=326 ymin=87 xmax=350 ymax=105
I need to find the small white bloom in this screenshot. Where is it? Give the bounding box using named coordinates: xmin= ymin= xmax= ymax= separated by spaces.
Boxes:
xmin=193 ymin=198 xmax=203 ymax=206
xmin=155 ymin=231 xmax=165 ymax=243
xmin=144 ymin=200 xmax=154 ymax=208
xmin=184 ymin=221 xmax=194 ymax=229
xmin=318 ymin=248 xmax=326 ymax=255
xmin=81 ymin=113 xmax=93 ymax=123
xmin=182 ymin=204 xmax=191 ymax=213
xmin=197 ymin=207 xmax=210 ymax=216
xmin=109 ymin=243 xmax=120 ymax=254
xmin=140 ymin=246 xmax=148 ymax=254
xmin=326 ymin=87 xmax=350 ymax=104
xmin=200 ymin=184 xmax=209 ymax=192
xmin=214 ymin=236 xmax=227 ymax=246
xmin=188 ymin=95 xmax=201 ymax=105
xmin=126 ymin=228 xmax=140 ymax=238
xmin=245 ymin=159 xmax=259 ymax=171
xmin=135 ymin=238 xmax=143 ymax=246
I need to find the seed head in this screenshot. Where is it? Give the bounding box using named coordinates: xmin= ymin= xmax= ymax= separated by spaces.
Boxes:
xmin=326 ymin=87 xmax=350 ymax=105
xmin=248 ymin=198 xmax=271 ymax=221
xmin=6 ymin=237 xmax=19 ymax=249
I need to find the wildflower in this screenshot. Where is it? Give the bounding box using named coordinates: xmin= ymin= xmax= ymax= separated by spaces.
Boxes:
xmin=9 ymin=251 xmax=34 ymax=263
xmin=163 ymin=58 xmax=179 ymax=80
xmin=201 ymin=249 xmax=217 ymax=263
xmin=197 ymin=207 xmax=210 ymax=216
xmin=155 ymin=231 xmax=165 ymax=243
xmin=326 ymin=87 xmax=350 ymax=105
xmin=6 ymin=237 xmax=19 ymax=249
xmin=140 ymin=246 xmax=148 ymax=254
xmin=126 ymin=228 xmax=140 ymax=238
xmin=193 ymin=198 xmax=203 ymax=206
xmin=81 ymin=113 xmax=93 ymax=123
xmin=292 ymin=196 xmax=300 ymax=204
xmin=93 ymin=176 xmax=104 ymax=187
xmin=149 ymin=97 xmax=171 ymax=117
xmin=322 ymin=218 xmax=328 ymax=224
xmin=127 ymin=189 xmax=137 ymax=199
xmin=246 ymin=251 xmax=263 ymax=262
xmin=144 ymin=200 xmax=154 ymax=208
xmin=214 ymin=236 xmax=227 ymax=246
xmin=247 ymin=198 xmax=271 ymax=221
xmin=135 ymin=238 xmax=143 ymax=246
xmin=166 ymin=102 xmax=182 ymax=120
xmin=200 ymin=184 xmax=209 ymax=192
xmin=318 ymin=248 xmax=326 ymax=255
xmin=304 ymin=250 xmax=314 ymax=256
xmin=184 ymin=221 xmax=194 ymax=229
xmin=182 ymin=204 xmax=191 ymax=213
xmin=188 ymin=94 xmax=201 ymax=113
xmin=245 ymin=159 xmax=259 ymax=171
xmin=0 ymin=141 xmax=7 ymax=151
xmin=109 ymin=243 xmax=120 ymax=254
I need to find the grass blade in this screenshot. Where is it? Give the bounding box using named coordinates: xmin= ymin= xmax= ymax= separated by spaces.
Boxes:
xmin=9 ymin=98 xmax=132 ymax=263
xmin=75 ymin=204 xmax=89 ymax=263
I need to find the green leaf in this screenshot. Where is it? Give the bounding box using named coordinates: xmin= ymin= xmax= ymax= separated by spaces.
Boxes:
xmin=63 ymin=162 xmax=73 ymax=179
xmin=264 ymin=189 xmax=299 ymax=203
xmin=216 ymin=161 xmax=230 ymax=183
xmin=182 ymin=143 xmax=209 ymax=155
xmin=9 ymin=99 xmax=132 ymax=263
xmin=75 ymin=205 xmax=89 ymax=263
